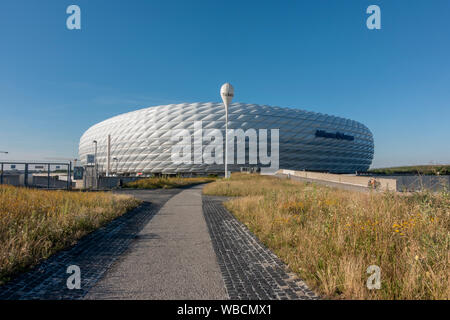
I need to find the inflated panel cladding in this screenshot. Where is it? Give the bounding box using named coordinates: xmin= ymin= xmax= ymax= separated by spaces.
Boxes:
xmin=79 ymin=102 xmax=374 ymax=174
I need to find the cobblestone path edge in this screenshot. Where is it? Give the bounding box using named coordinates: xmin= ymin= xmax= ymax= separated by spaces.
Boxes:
xmin=202 ymin=195 xmax=319 ymax=300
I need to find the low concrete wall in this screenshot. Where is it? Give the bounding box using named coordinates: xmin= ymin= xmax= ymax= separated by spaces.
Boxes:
xmin=98 ymin=177 xmax=144 ymax=189
xmin=278 ymin=169 xmax=397 ymax=192
xmin=81 ymin=176 xmax=146 ymax=190
xmin=32 ymin=176 xmax=75 ymax=189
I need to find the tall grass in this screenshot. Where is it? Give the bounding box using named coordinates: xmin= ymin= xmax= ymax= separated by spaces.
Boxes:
xmin=369 ymin=164 xmax=450 ymax=175
xmin=124 ymin=176 xmax=216 ymax=189
xmin=203 ymin=174 xmax=449 ymax=299
xmin=0 ymin=185 xmax=140 ymax=285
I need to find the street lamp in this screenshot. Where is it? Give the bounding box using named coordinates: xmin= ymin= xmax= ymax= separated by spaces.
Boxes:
xmin=93 ymin=140 xmax=98 ymax=188
xmin=220 ymin=83 xmax=234 ymax=178
xmin=93 ymin=140 xmax=98 ymax=168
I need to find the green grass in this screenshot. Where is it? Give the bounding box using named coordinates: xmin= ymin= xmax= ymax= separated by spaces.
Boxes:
xmin=124 ymin=176 xmax=216 ymax=189
xmin=369 ymin=165 xmax=450 ymax=175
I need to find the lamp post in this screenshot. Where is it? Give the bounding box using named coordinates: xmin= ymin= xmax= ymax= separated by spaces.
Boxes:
xmin=93 ymin=140 xmax=98 ymax=188
xmin=106 ymin=134 xmax=111 ymax=177
xmin=93 ymin=140 xmax=98 ymax=170
xmin=220 ymin=83 xmax=234 ymax=178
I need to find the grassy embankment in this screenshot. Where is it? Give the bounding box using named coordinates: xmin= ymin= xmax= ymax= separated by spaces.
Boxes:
xmin=0 ymin=185 xmax=140 ymax=285
xmin=203 ymin=173 xmax=449 ymax=299
xmin=124 ymin=176 xmax=216 ymax=189
xmin=369 ymin=165 xmax=450 ymax=175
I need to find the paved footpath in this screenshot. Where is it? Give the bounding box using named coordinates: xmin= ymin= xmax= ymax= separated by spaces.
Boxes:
xmin=0 ymin=185 xmax=317 ymax=300
xmin=85 ymin=185 xmax=227 ymax=299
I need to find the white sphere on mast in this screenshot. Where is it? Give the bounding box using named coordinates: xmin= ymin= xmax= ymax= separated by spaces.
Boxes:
xmin=220 ymin=83 xmax=234 ymax=107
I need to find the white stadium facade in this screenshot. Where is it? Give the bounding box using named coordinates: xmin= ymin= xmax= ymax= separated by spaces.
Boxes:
xmin=79 ymin=102 xmax=374 ymax=175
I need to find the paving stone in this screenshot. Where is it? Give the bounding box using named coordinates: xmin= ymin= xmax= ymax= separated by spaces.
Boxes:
xmin=202 ymin=195 xmax=319 ymax=300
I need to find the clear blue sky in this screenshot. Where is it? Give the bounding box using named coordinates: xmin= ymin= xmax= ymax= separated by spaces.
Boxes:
xmin=0 ymin=0 xmax=449 ymax=168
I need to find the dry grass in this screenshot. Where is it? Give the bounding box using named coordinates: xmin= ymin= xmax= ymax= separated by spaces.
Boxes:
xmin=203 ymin=173 xmax=449 ymax=300
xmin=0 ymin=185 xmax=140 ymax=285
xmin=124 ymin=176 xmax=216 ymax=189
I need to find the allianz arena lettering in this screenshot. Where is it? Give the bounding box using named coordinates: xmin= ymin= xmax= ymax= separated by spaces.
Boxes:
xmin=79 ymin=102 xmax=374 ymax=174
xmin=315 ymin=130 xmax=355 ymax=141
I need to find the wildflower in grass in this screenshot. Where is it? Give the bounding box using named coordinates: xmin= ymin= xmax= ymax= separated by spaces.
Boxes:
xmin=280 ymin=201 xmax=305 ymax=214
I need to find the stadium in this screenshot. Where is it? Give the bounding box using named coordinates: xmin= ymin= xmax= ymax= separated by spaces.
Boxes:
xmin=78 ymin=102 xmax=374 ymax=175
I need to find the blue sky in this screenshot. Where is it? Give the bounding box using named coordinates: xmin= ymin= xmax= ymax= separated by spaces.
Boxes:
xmin=0 ymin=0 xmax=449 ymax=168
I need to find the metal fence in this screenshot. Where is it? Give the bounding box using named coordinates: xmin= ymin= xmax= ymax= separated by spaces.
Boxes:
xmin=0 ymin=161 xmax=74 ymax=190
xmin=393 ymin=175 xmax=449 ymax=192
xmin=361 ymin=174 xmax=450 ymax=192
